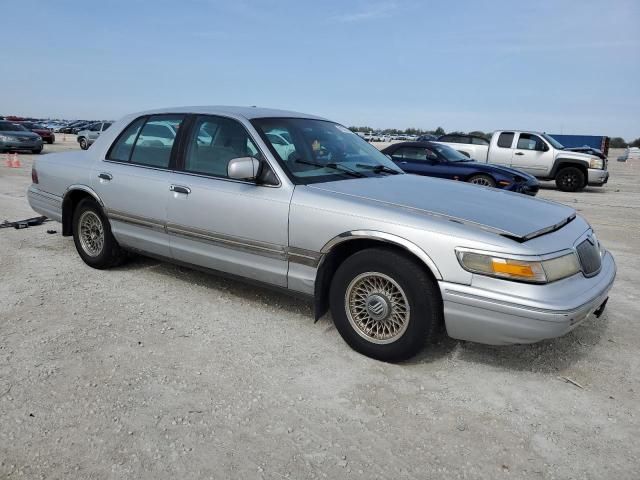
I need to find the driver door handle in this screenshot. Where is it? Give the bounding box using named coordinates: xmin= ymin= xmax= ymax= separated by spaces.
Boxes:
xmin=514 ymin=152 xmax=525 ymax=156
xmin=170 ymin=185 xmax=191 ymax=195
xmin=98 ymin=172 xmax=112 ymax=181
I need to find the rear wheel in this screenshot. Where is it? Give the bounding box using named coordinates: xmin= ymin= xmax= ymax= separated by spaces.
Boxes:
xmin=555 ymin=166 xmax=585 ymax=192
xmin=72 ymin=198 xmax=125 ymax=269
xmin=468 ymin=174 xmax=496 ymax=188
xmin=329 ymin=247 xmax=442 ymax=362
xmin=79 ymin=137 xmax=88 ymax=150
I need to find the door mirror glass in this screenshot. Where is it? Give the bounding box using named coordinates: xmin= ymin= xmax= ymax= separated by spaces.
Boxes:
xmin=540 ymin=143 xmax=549 ymax=152
xmin=228 ymin=157 xmax=261 ymax=181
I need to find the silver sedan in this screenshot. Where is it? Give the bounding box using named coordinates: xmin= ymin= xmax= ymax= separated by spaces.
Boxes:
xmin=27 ymin=107 xmax=616 ymax=361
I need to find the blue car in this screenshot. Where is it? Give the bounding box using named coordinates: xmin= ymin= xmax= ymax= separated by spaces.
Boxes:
xmin=381 ymin=141 xmax=539 ymax=196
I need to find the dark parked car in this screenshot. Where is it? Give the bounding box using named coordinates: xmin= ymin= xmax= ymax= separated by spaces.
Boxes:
xmin=381 ymin=141 xmax=539 ymax=196
xmin=16 ymin=122 xmax=55 ymax=144
xmin=416 ymin=134 xmax=438 ymax=141
xmin=0 ymin=120 xmax=43 ymax=153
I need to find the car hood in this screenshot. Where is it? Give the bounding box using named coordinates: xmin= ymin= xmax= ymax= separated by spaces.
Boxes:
xmin=0 ymin=130 xmax=40 ymax=139
xmin=310 ymin=174 xmax=575 ymax=241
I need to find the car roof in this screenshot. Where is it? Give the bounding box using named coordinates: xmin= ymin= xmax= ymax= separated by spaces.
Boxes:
xmin=129 ymin=106 xmax=328 ymax=122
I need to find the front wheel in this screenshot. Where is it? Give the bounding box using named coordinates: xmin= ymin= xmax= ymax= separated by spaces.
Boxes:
xmin=468 ymin=174 xmax=496 ymax=188
xmin=329 ymin=247 xmax=442 ymax=362
xmin=72 ymin=198 xmax=125 ymax=269
xmin=555 ymin=166 xmax=585 ymax=192
xmin=79 ymin=137 xmax=89 ymax=150
xmin=32 ymin=146 xmax=43 ymax=154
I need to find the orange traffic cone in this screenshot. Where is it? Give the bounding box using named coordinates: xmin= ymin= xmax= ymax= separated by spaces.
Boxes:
xmin=3 ymin=155 xmax=10 ymax=167
xmin=10 ymin=153 xmax=21 ymax=168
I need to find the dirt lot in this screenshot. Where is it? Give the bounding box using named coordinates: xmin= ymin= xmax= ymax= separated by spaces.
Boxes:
xmin=1 ymin=141 xmax=639 ymax=479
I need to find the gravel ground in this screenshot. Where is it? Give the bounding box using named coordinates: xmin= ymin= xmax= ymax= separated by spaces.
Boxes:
xmin=1 ymin=141 xmax=639 ymax=479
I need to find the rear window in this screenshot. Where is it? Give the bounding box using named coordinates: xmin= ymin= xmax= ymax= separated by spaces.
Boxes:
xmin=497 ymin=132 xmax=514 ymax=148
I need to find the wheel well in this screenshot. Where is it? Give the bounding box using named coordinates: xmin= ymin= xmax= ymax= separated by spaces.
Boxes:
xmin=553 ymin=161 xmax=587 ymax=181
xmin=61 ymin=190 xmax=95 ymax=236
xmin=313 ymin=239 xmax=440 ymax=321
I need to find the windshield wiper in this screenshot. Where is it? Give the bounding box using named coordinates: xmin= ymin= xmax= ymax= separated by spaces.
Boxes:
xmin=356 ymin=164 xmax=401 ymax=175
xmin=294 ymin=158 xmax=366 ymax=178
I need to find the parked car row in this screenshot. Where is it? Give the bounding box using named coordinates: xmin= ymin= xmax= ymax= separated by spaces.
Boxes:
xmin=27 ymin=106 xmax=615 ymax=362
xmin=435 ymin=131 xmax=609 ymax=192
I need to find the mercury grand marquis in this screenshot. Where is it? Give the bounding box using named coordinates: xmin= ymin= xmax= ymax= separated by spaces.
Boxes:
xmin=27 ymin=107 xmax=616 ymax=361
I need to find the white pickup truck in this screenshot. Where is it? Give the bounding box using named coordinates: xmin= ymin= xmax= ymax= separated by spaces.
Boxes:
xmin=436 ymin=131 xmax=609 ymax=192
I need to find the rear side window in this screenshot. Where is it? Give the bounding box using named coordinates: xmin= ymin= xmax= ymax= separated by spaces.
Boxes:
xmin=497 ymin=132 xmax=514 ymax=148
xmin=107 ymin=117 xmax=145 ymax=161
xmin=130 ymin=116 xmax=183 ymax=168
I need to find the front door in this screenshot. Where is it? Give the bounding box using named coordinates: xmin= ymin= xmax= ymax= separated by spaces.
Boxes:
xmin=166 ymin=115 xmax=292 ymax=287
xmin=510 ymin=133 xmax=550 ymax=175
xmin=91 ymin=114 xmax=185 ymax=257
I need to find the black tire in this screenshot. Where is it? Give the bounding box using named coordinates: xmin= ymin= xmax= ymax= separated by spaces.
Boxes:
xmin=329 ymin=247 xmax=443 ymax=362
xmin=467 ymin=174 xmax=496 ymax=188
xmin=555 ymin=166 xmax=585 ymax=192
xmin=79 ymin=137 xmax=88 ymax=150
xmin=31 ymin=146 xmax=43 ymax=154
xmin=72 ymin=198 xmax=125 ymax=269
xmin=47 ymin=139 xmax=54 ymax=144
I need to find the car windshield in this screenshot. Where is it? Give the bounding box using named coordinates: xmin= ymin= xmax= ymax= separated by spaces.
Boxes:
xmin=431 ymin=143 xmax=471 ymax=162
xmin=0 ymin=121 xmax=27 ymax=132
xmin=252 ymin=118 xmax=403 ymax=184
xmin=542 ymin=133 xmax=564 ymax=150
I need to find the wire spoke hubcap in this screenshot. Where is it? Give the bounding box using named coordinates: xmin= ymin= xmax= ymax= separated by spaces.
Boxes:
xmin=345 ymin=272 xmax=410 ymax=344
xmin=79 ymin=211 xmax=104 ymax=257
xmin=470 ymin=177 xmax=491 ymax=186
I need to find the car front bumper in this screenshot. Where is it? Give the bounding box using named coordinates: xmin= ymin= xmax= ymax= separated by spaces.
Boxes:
xmin=0 ymin=139 xmax=43 ymax=151
xmin=439 ymin=251 xmax=616 ymax=345
xmin=588 ymin=168 xmax=609 ymax=186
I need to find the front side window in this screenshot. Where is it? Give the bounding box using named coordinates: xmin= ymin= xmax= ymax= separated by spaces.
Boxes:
xmin=252 ymin=118 xmax=402 ymax=184
xmin=184 ymin=116 xmax=261 ymax=178
xmin=517 ymin=133 xmax=544 ymax=151
xmin=497 ymin=132 xmax=514 ymax=148
xmin=392 ymin=147 xmax=436 ymax=162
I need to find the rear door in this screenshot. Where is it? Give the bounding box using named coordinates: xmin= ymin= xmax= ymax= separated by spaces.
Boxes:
xmin=489 ymin=132 xmax=515 ymax=166
xmin=510 ymin=133 xmax=550 ymax=175
xmin=91 ymin=114 xmax=185 ymax=257
xmin=165 ymin=114 xmax=292 ymax=287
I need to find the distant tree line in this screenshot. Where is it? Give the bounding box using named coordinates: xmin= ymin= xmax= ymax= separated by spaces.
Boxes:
xmin=348 ymin=126 xmax=638 ymax=147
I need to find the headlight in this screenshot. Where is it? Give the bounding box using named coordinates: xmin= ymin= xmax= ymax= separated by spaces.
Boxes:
xmin=456 ymin=250 xmax=581 ymax=284
xmin=589 ymin=157 xmax=603 ymax=169
xmin=0 ymin=135 xmax=16 ymax=142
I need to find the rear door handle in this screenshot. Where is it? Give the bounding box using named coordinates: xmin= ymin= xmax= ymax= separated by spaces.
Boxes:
xmin=514 ymin=152 xmax=524 ymax=156
xmin=170 ymin=185 xmax=191 ymax=195
xmin=98 ymin=172 xmax=112 ymax=181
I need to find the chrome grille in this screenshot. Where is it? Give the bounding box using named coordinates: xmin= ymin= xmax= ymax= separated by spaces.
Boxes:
xmin=576 ymin=238 xmax=601 ymax=276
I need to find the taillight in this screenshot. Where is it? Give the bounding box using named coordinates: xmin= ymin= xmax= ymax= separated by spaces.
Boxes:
xmin=31 ymin=166 xmax=39 ymax=184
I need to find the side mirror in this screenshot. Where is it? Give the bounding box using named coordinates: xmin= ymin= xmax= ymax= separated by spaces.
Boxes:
xmin=385 ymin=154 xmax=393 ymax=160
xmin=540 ymin=143 xmax=549 ymax=152
xmin=228 ymin=157 xmax=261 ymax=181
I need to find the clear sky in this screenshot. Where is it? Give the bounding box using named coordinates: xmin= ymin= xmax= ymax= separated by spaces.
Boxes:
xmin=2 ymin=0 xmax=639 ymax=139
